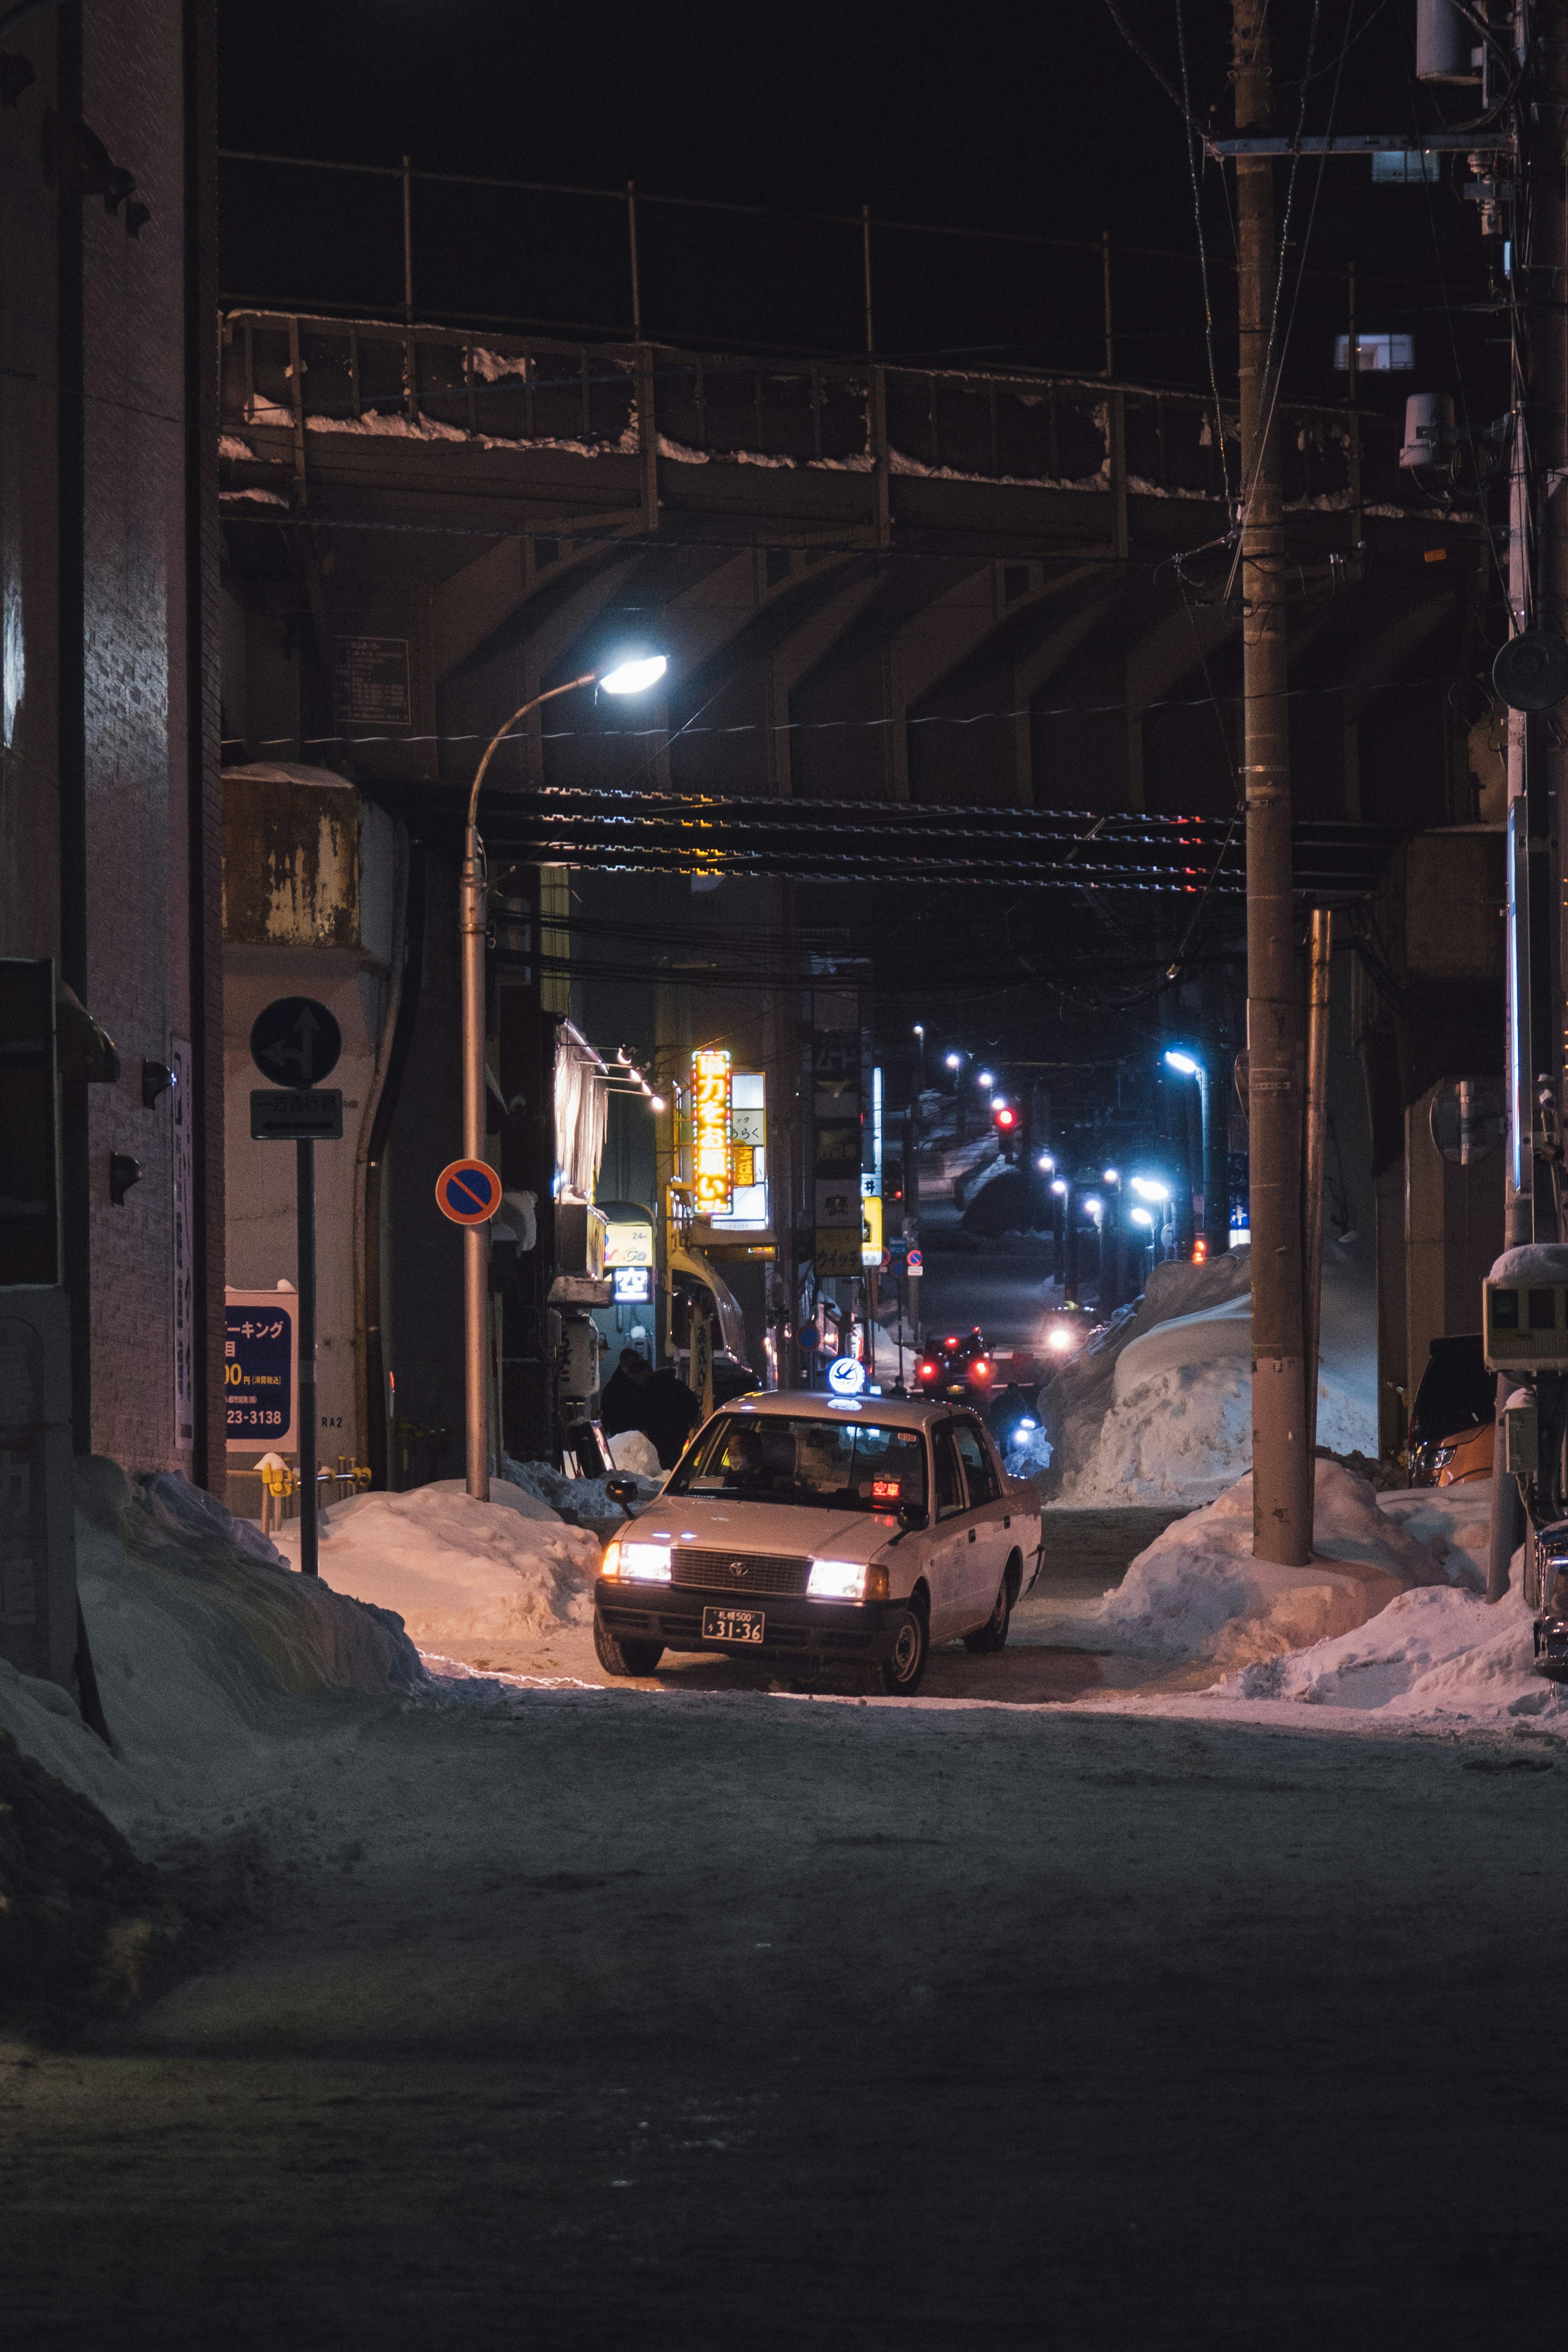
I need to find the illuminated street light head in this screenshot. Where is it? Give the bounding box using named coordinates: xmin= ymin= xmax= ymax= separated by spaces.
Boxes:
xmin=1102 ymin=1167 xmax=1118 ymax=1184
xmin=649 ymin=1094 xmax=668 ymax=1112
xmin=1038 ymin=1153 xmax=1055 ymax=1172
xmin=1164 ymin=1049 xmax=1200 ymax=1077
xmin=599 ymin=653 xmax=668 ymax=695
xmin=945 ymin=1052 xmax=961 ymax=1070
xmin=913 ymin=1023 xmax=925 ymax=1037
xmin=1130 ymin=1175 xmax=1170 ymax=1203
xmin=1084 ymin=1196 xmax=1102 ymax=1219
xmin=1050 ymin=1178 xmax=1068 ymax=1197
xmin=977 ymin=1069 xmax=994 ymax=1088
xmin=1129 ymin=1206 xmax=1153 ymax=1229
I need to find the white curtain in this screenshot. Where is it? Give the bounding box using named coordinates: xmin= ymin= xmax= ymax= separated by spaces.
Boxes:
xmin=554 ymin=1023 xmax=607 ymax=1202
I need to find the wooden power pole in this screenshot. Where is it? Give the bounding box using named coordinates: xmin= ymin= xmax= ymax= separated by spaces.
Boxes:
xmin=1233 ymin=0 xmax=1311 ymax=1566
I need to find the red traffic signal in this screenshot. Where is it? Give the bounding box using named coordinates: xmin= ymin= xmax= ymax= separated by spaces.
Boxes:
xmin=993 ymin=1105 xmax=1017 ymax=1129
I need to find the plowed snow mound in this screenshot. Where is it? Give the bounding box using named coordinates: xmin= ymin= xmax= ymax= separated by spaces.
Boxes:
xmin=0 ymin=1459 xmax=425 ymax=1837
xmin=275 ymin=1482 xmax=602 ymax=1646
xmin=1209 ymin=1479 xmax=1568 ymax=1725
xmin=1076 ymin=1461 xmax=1452 ymax=1668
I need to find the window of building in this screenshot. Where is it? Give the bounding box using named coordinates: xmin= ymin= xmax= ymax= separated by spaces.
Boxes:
xmin=1333 ymin=332 xmax=1415 ymax=372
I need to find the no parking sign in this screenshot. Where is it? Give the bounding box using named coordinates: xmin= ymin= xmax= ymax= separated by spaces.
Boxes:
xmin=436 ymin=1159 xmax=503 ymax=1225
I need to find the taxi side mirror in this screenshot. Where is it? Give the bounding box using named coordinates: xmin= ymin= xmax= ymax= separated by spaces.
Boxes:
xmin=897 ymin=1501 xmax=928 ymax=1532
xmin=604 ymin=1475 xmax=641 ymax=1519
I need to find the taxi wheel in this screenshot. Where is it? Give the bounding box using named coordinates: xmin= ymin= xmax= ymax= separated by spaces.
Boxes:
xmin=964 ymin=1563 xmax=1015 ymax=1654
xmin=594 ymin=1617 xmax=664 ymax=1677
xmin=870 ymin=1598 xmax=929 ymax=1696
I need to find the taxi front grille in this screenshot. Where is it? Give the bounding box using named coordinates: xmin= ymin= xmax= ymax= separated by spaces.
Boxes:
xmin=671 ymin=1548 xmax=811 ymax=1597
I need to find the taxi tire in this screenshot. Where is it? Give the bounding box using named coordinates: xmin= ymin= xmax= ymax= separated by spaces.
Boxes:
xmin=964 ymin=1559 xmax=1016 ymax=1654
xmin=869 ymin=1596 xmax=929 ymax=1696
xmin=594 ymin=1616 xmax=664 ymax=1677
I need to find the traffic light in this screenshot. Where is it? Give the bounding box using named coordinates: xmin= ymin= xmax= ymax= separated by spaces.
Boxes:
xmin=992 ymin=1101 xmax=1018 ymax=1161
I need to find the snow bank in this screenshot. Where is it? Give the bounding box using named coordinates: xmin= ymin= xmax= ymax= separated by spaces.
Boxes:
xmin=273 ymin=1479 xmax=603 ymax=1646
xmin=1048 ymin=1236 xmax=1378 ymax=1506
xmin=1215 ymin=1584 xmax=1564 ymax=1721
xmin=1082 ymin=1461 xmax=1450 ymax=1669
xmin=1208 ymin=1478 xmax=1568 ymax=1725
xmin=499 ymin=1453 xmax=661 ymax=1524
xmin=0 ymin=1459 xmax=424 ymax=1835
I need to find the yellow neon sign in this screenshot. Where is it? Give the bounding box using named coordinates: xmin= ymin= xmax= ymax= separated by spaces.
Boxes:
xmin=691 ymin=1049 xmax=733 ymax=1214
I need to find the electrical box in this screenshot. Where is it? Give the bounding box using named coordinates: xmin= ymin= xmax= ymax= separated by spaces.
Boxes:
xmin=1502 ymin=1397 xmax=1539 ymax=1477
xmin=1484 ymin=1279 xmax=1568 ymax=1374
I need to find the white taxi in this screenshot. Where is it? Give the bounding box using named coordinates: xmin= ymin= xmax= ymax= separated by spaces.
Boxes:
xmin=594 ymin=1390 xmax=1043 ymax=1695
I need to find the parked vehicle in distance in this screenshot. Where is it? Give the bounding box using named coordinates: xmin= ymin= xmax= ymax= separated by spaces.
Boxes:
xmin=914 ymin=1328 xmax=996 ymax=1401
xmin=1407 ymin=1333 xmax=1495 ymax=1488
xmin=594 ymin=1390 xmax=1043 ymax=1695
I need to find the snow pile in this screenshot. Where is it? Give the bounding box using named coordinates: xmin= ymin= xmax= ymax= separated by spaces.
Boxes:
xmin=1209 ymin=1478 xmax=1568 ymax=1724
xmin=1041 ymin=1252 xmax=1249 ymax=1499
xmin=1085 ymin=1461 xmax=1450 ymax=1670
xmin=1048 ymin=1236 xmax=1378 ymax=1506
xmin=608 ymin=1430 xmax=662 ymax=1479
xmin=272 ymin=1479 xmax=603 ymax=1647
xmin=0 ymin=1459 xmax=423 ymax=1833
xmin=1215 ymin=1583 xmax=1563 ymax=1722
xmin=499 ymin=1453 xmax=661 ymax=1524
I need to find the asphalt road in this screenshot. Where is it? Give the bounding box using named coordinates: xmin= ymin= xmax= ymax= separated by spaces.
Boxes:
xmin=3 ymin=1511 xmax=1564 ymax=2350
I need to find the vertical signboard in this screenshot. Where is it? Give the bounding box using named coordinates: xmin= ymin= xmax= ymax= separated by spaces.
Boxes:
xmin=691 ymin=1048 xmax=733 ymax=1215
xmin=813 ymin=989 xmax=862 ymax=1278
xmin=225 ymin=1290 xmax=298 ymax=1452
xmin=170 ymin=1034 xmax=194 ymax=1454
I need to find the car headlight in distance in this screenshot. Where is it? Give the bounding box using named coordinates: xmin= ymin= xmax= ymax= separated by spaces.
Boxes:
xmin=1046 ymin=1325 xmax=1075 ymax=1352
xmin=807 ymin=1559 xmax=891 ymax=1602
xmin=601 ymin=1540 xmax=672 ymax=1583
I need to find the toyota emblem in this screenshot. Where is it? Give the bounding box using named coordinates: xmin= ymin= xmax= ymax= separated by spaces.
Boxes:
xmin=729 ymin=1558 xmax=748 ymax=1578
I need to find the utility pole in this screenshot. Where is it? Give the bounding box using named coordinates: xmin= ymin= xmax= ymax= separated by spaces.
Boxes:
xmin=1488 ymin=0 xmax=1568 ymax=1599
xmin=1233 ymin=0 xmax=1311 ymax=1566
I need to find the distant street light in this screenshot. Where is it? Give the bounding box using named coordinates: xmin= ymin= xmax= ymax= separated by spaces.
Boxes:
xmin=977 ymin=1069 xmax=994 ymax=1090
xmin=1038 ymin=1153 xmax=1055 ymax=1173
xmin=944 ymin=1051 xmax=962 ymax=1071
xmin=1129 ymin=1206 xmax=1154 ymax=1229
xmin=1050 ymin=1178 xmax=1067 ymax=1197
xmin=459 ymin=651 xmax=667 ymax=1501
xmin=1162 ymin=1046 xmax=1223 ymax=1263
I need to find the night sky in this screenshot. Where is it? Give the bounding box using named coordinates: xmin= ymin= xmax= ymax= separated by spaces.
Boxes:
xmin=217 ymin=2 xmax=1496 ymax=411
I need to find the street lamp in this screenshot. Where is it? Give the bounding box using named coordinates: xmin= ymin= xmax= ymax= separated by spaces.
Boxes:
xmin=459 ymin=651 xmax=668 ymax=1500
xmin=944 ymin=1051 xmax=962 ymax=1072
xmin=977 ymin=1069 xmax=994 ymax=1090
xmin=1164 ymin=1045 xmax=1225 ymax=1265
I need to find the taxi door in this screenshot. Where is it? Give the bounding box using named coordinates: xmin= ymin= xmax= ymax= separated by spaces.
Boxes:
xmin=926 ymin=1421 xmax=976 ymax=1637
xmin=950 ymin=1416 xmax=1012 ymax=1622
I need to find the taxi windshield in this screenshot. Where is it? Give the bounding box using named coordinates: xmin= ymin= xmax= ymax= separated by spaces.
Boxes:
xmin=666 ymin=1415 xmax=928 ymax=1513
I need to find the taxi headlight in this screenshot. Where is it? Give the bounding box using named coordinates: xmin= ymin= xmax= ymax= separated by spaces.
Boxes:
xmin=807 ymin=1559 xmax=890 ymax=1603
xmin=601 ymin=1540 xmax=671 ymax=1583
xmin=1046 ymin=1325 xmax=1075 ymax=1352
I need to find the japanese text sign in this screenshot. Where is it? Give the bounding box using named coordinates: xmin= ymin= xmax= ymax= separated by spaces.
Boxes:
xmin=691 ymin=1049 xmax=733 ymax=1215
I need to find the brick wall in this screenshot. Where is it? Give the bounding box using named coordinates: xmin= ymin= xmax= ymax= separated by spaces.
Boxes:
xmin=0 ymin=0 xmax=223 ymax=1486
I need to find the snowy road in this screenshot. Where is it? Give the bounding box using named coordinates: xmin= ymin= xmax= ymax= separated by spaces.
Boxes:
xmin=4 ymin=1646 xmax=1566 ymax=2345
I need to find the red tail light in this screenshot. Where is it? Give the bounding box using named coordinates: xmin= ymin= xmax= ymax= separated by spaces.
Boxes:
xmin=917 ymin=1361 xmax=938 ymax=1380
xmin=971 ymin=1359 xmax=991 ymax=1379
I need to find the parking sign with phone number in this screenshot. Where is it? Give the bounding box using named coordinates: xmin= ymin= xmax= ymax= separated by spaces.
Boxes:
xmin=225 ymin=1299 xmax=296 ymax=1450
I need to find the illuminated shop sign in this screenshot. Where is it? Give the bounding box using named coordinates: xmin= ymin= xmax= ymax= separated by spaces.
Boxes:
xmin=692 ymin=1048 xmax=733 ymax=1215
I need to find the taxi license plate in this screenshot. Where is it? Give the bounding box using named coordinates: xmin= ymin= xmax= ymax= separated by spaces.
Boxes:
xmin=702 ymin=1605 xmax=765 ymax=1645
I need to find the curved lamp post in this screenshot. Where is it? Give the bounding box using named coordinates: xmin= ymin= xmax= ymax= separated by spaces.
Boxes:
xmin=460 ymin=654 xmax=667 ymax=1499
